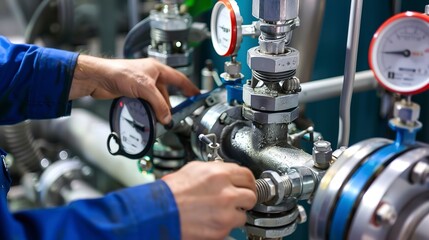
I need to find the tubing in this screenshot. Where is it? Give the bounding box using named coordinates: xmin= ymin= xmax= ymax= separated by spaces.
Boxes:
xmin=123 ymin=16 xmax=151 ymax=58
xmin=337 ymin=0 xmax=364 ymax=148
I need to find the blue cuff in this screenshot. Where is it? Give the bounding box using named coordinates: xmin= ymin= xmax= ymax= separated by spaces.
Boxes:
xmin=118 ymin=180 xmax=181 ymax=240
xmin=27 ymin=47 xmax=78 ymax=120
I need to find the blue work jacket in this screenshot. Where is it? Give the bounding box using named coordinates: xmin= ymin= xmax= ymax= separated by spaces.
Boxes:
xmin=0 ymin=36 xmax=180 ymax=240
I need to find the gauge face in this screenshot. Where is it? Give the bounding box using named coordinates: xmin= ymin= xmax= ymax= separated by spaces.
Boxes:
xmin=210 ymin=0 xmax=241 ymax=56
xmin=108 ymin=97 xmax=155 ymax=159
xmin=369 ymin=12 xmax=429 ymax=94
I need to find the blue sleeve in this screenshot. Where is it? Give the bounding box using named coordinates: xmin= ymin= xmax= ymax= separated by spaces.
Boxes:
xmin=1 ymin=171 xmax=181 ymax=240
xmin=0 ymin=36 xmax=78 ymax=125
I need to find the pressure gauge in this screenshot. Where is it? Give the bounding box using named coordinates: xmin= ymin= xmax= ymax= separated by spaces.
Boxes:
xmin=211 ymin=0 xmax=243 ymax=56
xmin=369 ymin=11 xmax=429 ymax=95
xmin=107 ymin=97 xmax=156 ymax=159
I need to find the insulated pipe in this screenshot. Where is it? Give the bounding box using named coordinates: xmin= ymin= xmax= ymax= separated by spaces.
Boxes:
xmin=31 ymin=109 xmax=153 ymax=187
xmin=338 ymin=0 xmax=364 ymax=148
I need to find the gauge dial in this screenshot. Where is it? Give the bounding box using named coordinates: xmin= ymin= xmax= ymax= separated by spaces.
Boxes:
xmin=108 ymin=97 xmax=155 ymax=159
xmin=211 ymin=0 xmax=242 ymax=56
xmin=369 ymin=11 xmax=429 ymax=95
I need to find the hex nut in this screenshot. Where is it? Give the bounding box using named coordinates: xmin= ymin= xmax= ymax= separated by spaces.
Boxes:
xmin=150 ymin=11 xmax=191 ymax=31
xmin=247 ymin=208 xmax=298 ymax=227
xmin=247 ymin=47 xmax=299 ymax=73
xmin=394 ymin=100 xmax=420 ymax=124
xmin=243 ymin=85 xmax=299 ymax=111
xmin=259 ymin=37 xmax=286 ymax=55
xmin=147 ymin=46 xmax=191 ymax=67
xmin=312 ymin=140 xmax=332 ymax=169
xmin=252 ymin=0 xmax=299 ymax=22
xmin=260 ymin=170 xmax=286 ymax=205
xmin=242 ymin=105 xmax=299 ymax=124
xmin=246 ymin=222 xmax=297 ymax=238
xmin=410 ymin=161 xmax=429 ymax=184
xmin=224 ymin=61 xmax=241 ymax=76
xmin=375 ymin=203 xmax=397 ymax=226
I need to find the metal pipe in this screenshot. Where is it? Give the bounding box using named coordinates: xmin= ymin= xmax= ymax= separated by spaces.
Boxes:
xmin=127 ymin=0 xmax=140 ymax=30
xmin=32 ymin=109 xmax=154 ymax=187
xmin=338 ymin=0 xmax=364 ymax=148
xmin=290 ymin=0 xmax=326 ymax=84
xmin=299 ymin=70 xmax=377 ymax=103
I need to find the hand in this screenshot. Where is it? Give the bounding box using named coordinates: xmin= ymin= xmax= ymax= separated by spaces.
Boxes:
xmin=69 ymin=55 xmax=200 ymax=124
xmin=163 ymin=161 xmax=257 ymax=240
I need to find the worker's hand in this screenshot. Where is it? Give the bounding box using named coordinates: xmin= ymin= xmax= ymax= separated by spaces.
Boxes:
xmin=69 ymin=55 xmax=200 ymax=124
xmin=163 ymin=161 xmax=257 ymax=240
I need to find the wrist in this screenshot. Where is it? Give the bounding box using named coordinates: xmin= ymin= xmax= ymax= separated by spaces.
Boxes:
xmin=70 ymin=55 xmax=106 ymax=99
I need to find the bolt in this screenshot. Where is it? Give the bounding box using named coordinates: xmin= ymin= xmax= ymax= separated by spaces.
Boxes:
xmin=81 ymin=166 xmax=93 ymax=177
xmin=410 ymin=161 xmax=429 ymax=184
xmin=219 ymin=112 xmax=228 ymax=124
xmin=426 ymin=5 xmax=429 ymax=15
xmin=255 ymin=178 xmax=276 ymax=203
xmin=312 ymin=139 xmax=332 ymax=169
xmin=139 ymin=158 xmax=152 ymax=172
xmin=375 ymin=203 xmax=397 ymax=226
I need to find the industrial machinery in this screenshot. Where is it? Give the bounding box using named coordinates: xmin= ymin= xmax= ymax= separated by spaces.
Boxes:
xmin=2 ymin=1 xmax=429 ymax=240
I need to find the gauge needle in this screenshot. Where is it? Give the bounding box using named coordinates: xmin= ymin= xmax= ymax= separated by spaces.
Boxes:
xmin=382 ymin=49 xmax=411 ymax=57
xmin=123 ymin=118 xmax=146 ymax=132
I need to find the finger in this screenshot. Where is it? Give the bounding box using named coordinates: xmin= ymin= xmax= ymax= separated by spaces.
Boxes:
xmin=156 ymin=64 xmax=200 ymax=96
xmin=157 ymin=83 xmax=171 ymax=107
xmin=139 ymin=83 xmax=171 ymax=124
xmin=229 ymin=208 xmax=248 ymax=228
xmin=233 ymin=188 xmax=257 ymax=211
xmin=226 ymin=166 xmax=256 ymax=193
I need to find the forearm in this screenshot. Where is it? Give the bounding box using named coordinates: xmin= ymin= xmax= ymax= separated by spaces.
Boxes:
xmin=4 ymin=181 xmax=181 ymax=240
xmin=0 ymin=36 xmax=78 ymax=124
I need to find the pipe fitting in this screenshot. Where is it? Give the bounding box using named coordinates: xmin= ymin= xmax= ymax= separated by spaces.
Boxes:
xmin=243 ymin=85 xmax=299 ymax=112
xmin=247 ymin=47 xmax=299 ymax=73
xmin=252 ymin=0 xmax=299 ymax=22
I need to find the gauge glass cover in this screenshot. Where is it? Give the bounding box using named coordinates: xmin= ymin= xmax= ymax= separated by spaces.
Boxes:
xmin=369 ymin=12 xmax=429 ymax=94
xmin=211 ymin=0 xmax=241 ymax=56
xmin=108 ymin=97 xmax=155 ymax=159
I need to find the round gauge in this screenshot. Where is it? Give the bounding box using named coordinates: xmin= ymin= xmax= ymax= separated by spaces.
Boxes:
xmin=210 ymin=0 xmax=243 ymax=56
xmin=107 ymin=97 xmax=156 ymax=159
xmin=369 ymin=11 xmax=429 ymax=95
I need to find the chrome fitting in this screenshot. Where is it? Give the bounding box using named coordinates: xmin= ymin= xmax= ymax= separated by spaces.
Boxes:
xmin=247 ymin=47 xmax=299 ymax=73
xmin=312 ymin=139 xmax=332 ymax=170
xmin=243 ymin=85 xmax=299 ymax=111
xmin=394 ymin=100 xmax=420 ymax=126
xmin=242 ymin=105 xmax=299 ymax=124
xmin=252 ymin=0 xmax=299 ymax=22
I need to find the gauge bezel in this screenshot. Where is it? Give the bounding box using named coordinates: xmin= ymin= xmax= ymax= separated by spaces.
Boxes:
xmin=210 ymin=0 xmax=242 ymax=56
xmin=369 ymin=11 xmax=429 ymax=95
xmin=108 ymin=97 xmax=156 ymax=159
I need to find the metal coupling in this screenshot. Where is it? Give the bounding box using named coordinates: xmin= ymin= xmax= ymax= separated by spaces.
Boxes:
xmin=394 ymin=99 xmax=420 ymax=126
xmin=425 ymin=4 xmax=429 ymax=15
xmin=256 ymin=167 xmax=317 ymax=204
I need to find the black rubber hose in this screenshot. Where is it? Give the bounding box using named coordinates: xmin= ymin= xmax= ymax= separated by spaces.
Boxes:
xmin=123 ymin=16 xmax=151 ymax=58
